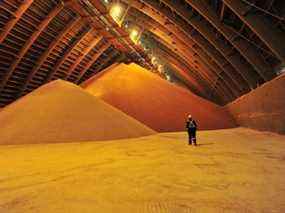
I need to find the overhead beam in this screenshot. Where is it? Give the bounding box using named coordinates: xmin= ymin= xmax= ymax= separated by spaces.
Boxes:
xmin=63 ymin=36 xmax=103 ymax=80
xmin=190 ymin=33 xmax=249 ymax=93
xmin=75 ymin=42 xmax=111 ymax=84
xmin=185 ymin=0 xmax=275 ymax=81
xmin=0 ymin=4 xmax=63 ymax=92
xmin=122 ymin=0 xmax=250 ymax=94
xmin=45 ymin=26 xmax=92 ymax=82
xmin=156 ymin=0 xmax=259 ymax=88
xmin=194 ymin=47 xmax=240 ymax=98
xmin=151 ymin=18 xmax=237 ymax=100
xmin=127 ymin=1 xmax=244 ymax=98
xmin=160 ymin=52 xmax=215 ymax=99
xmin=127 ymin=10 xmax=219 ymax=82
xmin=148 ymin=28 xmax=217 ymax=83
xmin=0 ymin=0 xmax=33 ymax=43
xmin=90 ymin=50 xmax=119 ymax=74
xmin=156 ymin=43 xmax=226 ymax=101
xmin=223 ymin=0 xmax=285 ymax=63
xmin=151 ymin=35 xmax=215 ymax=94
xmin=167 ymin=61 xmax=224 ymax=103
xmin=17 ymin=16 xmax=82 ymax=97
xmin=220 ymin=2 xmax=226 ymax=21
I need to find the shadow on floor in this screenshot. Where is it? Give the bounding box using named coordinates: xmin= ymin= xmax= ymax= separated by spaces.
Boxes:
xmin=194 ymin=143 xmax=214 ymax=147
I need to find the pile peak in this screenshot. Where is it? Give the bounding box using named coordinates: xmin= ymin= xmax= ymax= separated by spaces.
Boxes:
xmin=82 ymin=63 xmax=236 ymax=132
xmin=0 ymin=79 xmax=155 ymax=145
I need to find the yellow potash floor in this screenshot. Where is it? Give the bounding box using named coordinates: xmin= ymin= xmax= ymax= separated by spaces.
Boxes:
xmin=1 ymin=128 xmax=285 ymax=213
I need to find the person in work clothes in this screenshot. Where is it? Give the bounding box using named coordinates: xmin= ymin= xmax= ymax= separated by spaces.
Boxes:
xmin=186 ymin=115 xmax=197 ymax=146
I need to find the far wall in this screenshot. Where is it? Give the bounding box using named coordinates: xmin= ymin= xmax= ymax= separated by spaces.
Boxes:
xmin=226 ymin=73 xmax=285 ymax=134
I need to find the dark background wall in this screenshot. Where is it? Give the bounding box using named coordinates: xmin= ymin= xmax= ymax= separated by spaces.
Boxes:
xmin=226 ymin=73 xmax=285 ymax=134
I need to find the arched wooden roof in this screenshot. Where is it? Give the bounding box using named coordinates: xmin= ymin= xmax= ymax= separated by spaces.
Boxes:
xmin=0 ymin=0 xmax=284 ymax=107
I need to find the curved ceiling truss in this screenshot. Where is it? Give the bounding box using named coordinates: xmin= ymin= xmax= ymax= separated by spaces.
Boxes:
xmin=0 ymin=0 xmax=284 ymax=107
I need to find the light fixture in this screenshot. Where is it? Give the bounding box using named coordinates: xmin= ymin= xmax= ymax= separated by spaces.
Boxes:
xmin=166 ymin=74 xmax=171 ymax=81
xmin=109 ymin=3 xmax=125 ymax=25
xmin=129 ymin=28 xmax=141 ymax=44
xmin=151 ymin=56 xmax=157 ymax=65
xmin=158 ymin=64 xmax=163 ymax=73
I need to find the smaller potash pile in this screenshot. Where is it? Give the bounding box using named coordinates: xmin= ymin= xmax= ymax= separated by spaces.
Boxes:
xmin=0 ymin=80 xmax=155 ymax=145
xmin=82 ymin=63 xmax=236 ymax=132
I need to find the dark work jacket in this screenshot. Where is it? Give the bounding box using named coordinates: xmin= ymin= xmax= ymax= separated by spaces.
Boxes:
xmin=186 ymin=120 xmax=197 ymax=132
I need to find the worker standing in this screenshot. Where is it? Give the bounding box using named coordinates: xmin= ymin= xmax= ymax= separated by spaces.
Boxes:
xmin=186 ymin=115 xmax=197 ymax=146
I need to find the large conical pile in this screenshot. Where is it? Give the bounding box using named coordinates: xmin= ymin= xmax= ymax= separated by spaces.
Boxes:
xmin=82 ymin=63 xmax=236 ymax=132
xmin=0 ymin=80 xmax=155 ymax=145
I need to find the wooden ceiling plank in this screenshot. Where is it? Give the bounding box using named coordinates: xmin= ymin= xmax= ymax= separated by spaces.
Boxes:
xmin=75 ymin=42 xmax=111 ymax=83
xmin=185 ymin=0 xmax=275 ymax=81
xmin=0 ymin=4 xmax=64 ymax=92
xmin=223 ymin=0 xmax=285 ymax=63
xmin=17 ymin=17 xmax=82 ymax=97
xmin=0 ymin=0 xmax=33 ymax=44
xmin=44 ymin=25 xmax=92 ymax=82
xmin=63 ymin=36 xmax=103 ymax=80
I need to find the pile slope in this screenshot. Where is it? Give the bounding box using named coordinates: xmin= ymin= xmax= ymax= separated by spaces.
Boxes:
xmin=0 ymin=80 xmax=155 ymax=145
xmin=82 ymin=63 xmax=236 ymax=132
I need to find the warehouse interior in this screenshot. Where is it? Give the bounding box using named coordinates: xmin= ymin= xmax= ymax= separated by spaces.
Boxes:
xmin=0 ymin=0 xmax=285 ymax=212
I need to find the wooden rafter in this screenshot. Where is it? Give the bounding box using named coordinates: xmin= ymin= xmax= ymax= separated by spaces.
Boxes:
xmin=152 ymin=34 xmax=217 ymax=91
xmin=185 ymin=0 xmax=275 ymax=81
xmin=153 ymin=0 xmax=259 ymax=88
xmin=17 ymin=17 xmax=82 ymax=97
xmin=0 ymin=0 xmax=33 ymax=43
xmin=63 ymin=36 xmax=103 ymax=80
xmin=0 ymin=4 xmax=64 ymax=92
xmin=45 ymin=26 xmax=93 ymax=82
xmin=223 ymin=0 xmax=285 ymax=63
xmin=220 ymin=2 xmax=226 ymax=21
xmin=121 ymin=0 xmax=249 ymax=95
xmin=75 ymin=42 xmax=111 ymax=83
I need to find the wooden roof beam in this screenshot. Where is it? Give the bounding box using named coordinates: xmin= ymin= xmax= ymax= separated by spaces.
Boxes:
xmin=122 ymin=0 xmax=250 ymax=93
xmin=17 ymin=16 xmax=82 ymax=97
xmin=156 ymin=44 xmax=225 ymax=100
xmin=148 ymin=28 xmax=217 ymax=82
xmin=185 ymin=0 xmax=275 ymax=81
xmin=127 ymin=5 xmax=240 ymax=99
xmin=0 ymin=0 xmax=33 ymax=43
xmin=220 ymin=2 xmax=226 ymax=21
xmin=126 ymin=11 xmax=221 ymax=85
xmin=63 ymin=36 xmax=103 ymax=80
xmin=75 ymin=42 xmax=111 ymax=83
xmin=223 ymin=0 xmax=285 ymax=63
xmin=45 ymin=27 xmax=93 ymax=82
xmin=78 ymin=49 xmax=120 ymax=84
xmin=0 ymin=3 xmax=64 ymax=92
xmin=156 ymin=0 xmax=260 ymax=88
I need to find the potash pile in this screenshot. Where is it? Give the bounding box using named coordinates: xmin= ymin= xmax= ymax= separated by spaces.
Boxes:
xmin=0 ymin=80 xmax=155 ymax=145
xmin=82 ymin=63 xmax=236 ymax=132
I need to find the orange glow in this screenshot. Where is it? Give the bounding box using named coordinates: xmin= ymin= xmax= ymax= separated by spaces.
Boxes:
xmin=158 ymin=64 xmax=163 ymax=73
xmin=0 ymin=79 xmax=155 ymax=145
xmin=129 ymin=28 xmax=140 ymax=44
xmin=151 ymin=56 xmax=157 ymax=65
xmin=109 ymin=3 xmax=125 ymax=25
xmin=82 ymin=63 xmax=236 ymax=132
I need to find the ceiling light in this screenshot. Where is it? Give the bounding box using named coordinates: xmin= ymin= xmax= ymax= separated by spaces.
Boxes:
xmin=151 ymin=56 xmax=157 ymax=65
xmin=129 ymin=28 xmax=141 ymax=44
xmin=109 ymin=3 xmax=125 ymax=25
xmin=158 ymin=64 xmax=163 ymax=73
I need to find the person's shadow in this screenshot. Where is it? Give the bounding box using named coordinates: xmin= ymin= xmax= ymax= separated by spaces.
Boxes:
xmin=196 ymin=143 xmax=214 ymax=147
